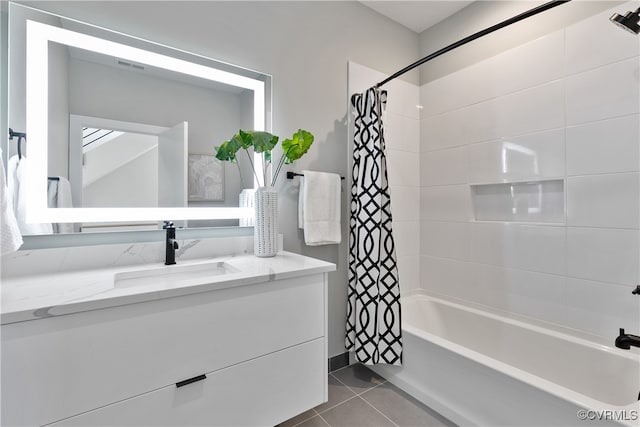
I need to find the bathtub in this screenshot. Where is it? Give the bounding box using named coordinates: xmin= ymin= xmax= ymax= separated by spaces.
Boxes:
xmin=370 ymin=294 xmax=640 ymax=427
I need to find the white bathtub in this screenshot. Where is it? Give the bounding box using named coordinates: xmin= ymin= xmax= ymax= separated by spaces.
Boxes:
xmin=370 ymin=294 xmax=640 ymax=427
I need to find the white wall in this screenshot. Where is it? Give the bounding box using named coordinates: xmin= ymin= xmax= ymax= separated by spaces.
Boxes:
xmin=20 ymin=0 xmax=420 ymax=357
xmin=419 ymin=1 xmax=640 ymax=342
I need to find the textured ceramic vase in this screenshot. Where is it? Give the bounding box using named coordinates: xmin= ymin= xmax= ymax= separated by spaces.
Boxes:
xmin=254 ymin=186 xmax=278 ymax=257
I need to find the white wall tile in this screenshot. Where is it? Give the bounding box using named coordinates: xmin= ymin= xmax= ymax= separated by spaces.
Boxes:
xmin=401 ymin=80 xmax=421 ymax=120
xmin=420 ymin=67 xmax=471 ymax=117
xmin=412 ymin=10 xmax=640 ymax=337
xmin=424 ymin=81 xmax=565 ymax=152
xmin=421 ymin=105 xmax=477 ymax=151
xmin=472 ymin=264 xmax=567 ymax=326
xmin=566 ymin=114 xmax=640 ymax=176
xmin=492 ymin=80 xmax=565 ymax=139
xmin=383 ymin=112 xmax=402 ymax=151
xmin=385 ymin=78 xmax=420 ymax=119
xmin=567 ymin=173 xmax=640 ymax=229
xmin=420 ymin=256 xmax=473 ymax=300
xmin=385 ymin=113 xmax=420 ymax=153
xmin=421 ymin=221 xmax=470 ymax=261
xmin=392 ymin=220 xmax=420 ymax=257
xmin=469 ymin=223 xmax=566 ymax=276
xmin=403 ymin=117 xmax=420 ymax=153
xmin=397 ymin=255 xmax=420 ymax=294
xmin=565 ymin=278 xmax=640 ymax=339
xmin=566 ymin=57 xmax=640 ymax=125
xmin=421 ymin=146 xmax=468 ymax=186
xmin=466 ymin=98 xmax=503 ymax=144
xmin=565 ymin=1 xmax=640 ymax=75
xmin=386 ymin=149 xmax=420 ymax=187
xmin=468 ymin=129 xmax=565 ymax=183
xmin=389 ymin=186 xmax=420 ymax=222
xmin=466 ymin=31 xmax=564 ymax=106
xmin=421 ymin=185 xmax=472 ymax=222
xmin=567 ymin=227 xmax=640 ymax=286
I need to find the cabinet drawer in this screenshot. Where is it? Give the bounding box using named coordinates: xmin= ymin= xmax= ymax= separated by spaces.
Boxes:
xmin=51 ymin=338 xmax=326 ymax=427
xmin=2 ymin=274 xmax=325 ymax=426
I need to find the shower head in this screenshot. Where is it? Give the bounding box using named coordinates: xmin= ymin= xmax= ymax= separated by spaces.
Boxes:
xmin=610 ymin=7 xmax=640 ymax=35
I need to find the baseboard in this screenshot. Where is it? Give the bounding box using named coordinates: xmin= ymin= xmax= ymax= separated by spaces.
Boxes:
xmin=328 ymin=352 xmax=350 ymax=372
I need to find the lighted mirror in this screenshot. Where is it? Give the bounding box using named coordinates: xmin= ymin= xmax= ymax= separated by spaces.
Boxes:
xmin=7 ymin=3 xmax=271 ymax=235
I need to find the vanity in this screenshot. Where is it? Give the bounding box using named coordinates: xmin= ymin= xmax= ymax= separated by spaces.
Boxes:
xmin=1 ymin=250 xmax=335 ymax=426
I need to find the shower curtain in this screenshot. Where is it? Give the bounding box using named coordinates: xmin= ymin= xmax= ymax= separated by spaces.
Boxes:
xmin=346 ymin=87 xmax=402 ymax=366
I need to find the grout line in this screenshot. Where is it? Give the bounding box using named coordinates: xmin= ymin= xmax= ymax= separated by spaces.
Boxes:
xmin=329 ymin=373 xmax=362 ymax=397
xmin=563 ymin=53 xmax=640 ymax=79
xmin=566 ymin=170 xmax=640 ymax=179
xmin=314 ymin=394 xmax=360 ymax=416
xmin=316 ymin=412 xmax=332 ymax=427
xmin=566 ymin=112 xmax=639 ymax=128
xmin=358 ymin=396 xmax=400 ymax=427
xmin=289 ymin=411 xmax=321 ymax=427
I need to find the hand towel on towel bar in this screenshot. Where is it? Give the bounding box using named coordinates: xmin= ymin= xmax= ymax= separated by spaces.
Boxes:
xmin=298 ymin=170 xmax=341 ymax=246
xmin=47 ymin=176 xmax=74 ymax=233
xmin=0 ymin=149 xmax=22 ymax=254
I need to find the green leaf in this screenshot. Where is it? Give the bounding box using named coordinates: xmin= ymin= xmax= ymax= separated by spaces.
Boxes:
xmin=214 ymin=137 xmax=242 ymax=162
xmin=282 ymin=129 xmax=314 ymax=164
xmin=249 ymin=131 xmax=279 ymax=153
xmin=264 ymin=151 xmax=271 ymax=162
xmin=237 ymin=130 xmax=253 ymax=149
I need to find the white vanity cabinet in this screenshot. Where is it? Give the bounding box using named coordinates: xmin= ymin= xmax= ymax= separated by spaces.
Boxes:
xmin=1 ymin=271 xmax=329 ymax=426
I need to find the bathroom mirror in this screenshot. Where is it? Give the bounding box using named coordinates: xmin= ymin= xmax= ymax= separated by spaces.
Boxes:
xmin=6 ymin=3 xmax=271 ymax=235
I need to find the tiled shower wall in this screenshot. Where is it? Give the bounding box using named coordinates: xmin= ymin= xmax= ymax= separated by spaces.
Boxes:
xmin=419 ymin=2 xmax=640 ymax=340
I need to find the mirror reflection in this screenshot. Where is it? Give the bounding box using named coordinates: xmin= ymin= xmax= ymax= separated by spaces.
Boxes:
xmin=6 ymin=3 xmax=270 ymax=235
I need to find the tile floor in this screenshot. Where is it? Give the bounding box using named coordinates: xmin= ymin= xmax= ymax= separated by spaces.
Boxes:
xmin=279 ymin=363 xmax=456 ymax=427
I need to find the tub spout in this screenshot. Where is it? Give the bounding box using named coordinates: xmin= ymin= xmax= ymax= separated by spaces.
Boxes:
xmin=615 ymin=328 xmax=640 ymax=350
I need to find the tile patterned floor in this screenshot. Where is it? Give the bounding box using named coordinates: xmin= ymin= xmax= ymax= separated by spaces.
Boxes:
xmin=279 ymin=363 xmax=456 ymax=427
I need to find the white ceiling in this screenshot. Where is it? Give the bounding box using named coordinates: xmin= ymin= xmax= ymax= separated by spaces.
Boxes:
xmin=359 ymin=1 xmax=475 ymax=33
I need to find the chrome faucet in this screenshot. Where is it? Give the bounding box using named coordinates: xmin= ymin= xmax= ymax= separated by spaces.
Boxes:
xmin=163 ymin=221 xmax=179 ymax=265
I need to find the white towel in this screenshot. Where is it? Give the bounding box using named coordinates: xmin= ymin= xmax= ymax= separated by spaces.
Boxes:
xmin=48 ymin=177 xmax=74 ymax=233
xmin=298 ymin=170 xmax=341 ymax=246
xmin=8 ymin=155 xmax=53 ymax=235
xmin=1 ymin=151 xmax=23 ymax=254
xmin=238 ymin=188 xmax=255 ymax=227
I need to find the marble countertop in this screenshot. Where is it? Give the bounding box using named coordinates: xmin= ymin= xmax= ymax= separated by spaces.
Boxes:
xmin=1 ymin=251 xmax=335 ymax=325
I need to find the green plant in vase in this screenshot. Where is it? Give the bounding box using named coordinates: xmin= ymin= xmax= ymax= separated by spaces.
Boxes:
xmin=215 ymin=128 xmax=314 ymax=257
xmin=215 ymin=129 xmax=314 ymax=188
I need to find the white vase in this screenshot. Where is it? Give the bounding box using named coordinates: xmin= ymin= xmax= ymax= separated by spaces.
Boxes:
xmin=254 ymin=186 xmax=278 ymax=257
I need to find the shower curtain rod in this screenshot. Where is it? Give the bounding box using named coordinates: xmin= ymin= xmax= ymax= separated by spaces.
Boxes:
xmin=375 ymin=0 xmax=571 ymax=89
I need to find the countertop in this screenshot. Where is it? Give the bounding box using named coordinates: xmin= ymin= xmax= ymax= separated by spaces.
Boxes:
xmin=1 ymin=251 xmax=335 ymax=325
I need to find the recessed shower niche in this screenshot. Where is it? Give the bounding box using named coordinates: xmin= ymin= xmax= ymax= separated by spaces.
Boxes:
xmin=471 ymin=179 xmax=565 ymax=223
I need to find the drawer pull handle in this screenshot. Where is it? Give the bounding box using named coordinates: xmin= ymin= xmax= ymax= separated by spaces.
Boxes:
xmin=176 ymin=374 xmax=207 ymax=388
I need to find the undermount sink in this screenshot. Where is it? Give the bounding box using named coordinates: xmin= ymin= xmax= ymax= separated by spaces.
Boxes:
xmin=114 ymin=261 xmax=240 ymax=288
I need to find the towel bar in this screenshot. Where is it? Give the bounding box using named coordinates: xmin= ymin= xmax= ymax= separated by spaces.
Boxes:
xmin=286 ymin=171 xmax=345 ymax=180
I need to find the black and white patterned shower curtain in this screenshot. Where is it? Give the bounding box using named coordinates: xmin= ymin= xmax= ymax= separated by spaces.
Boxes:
xmin=346 ymin=87 xmax=402 ymax=366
